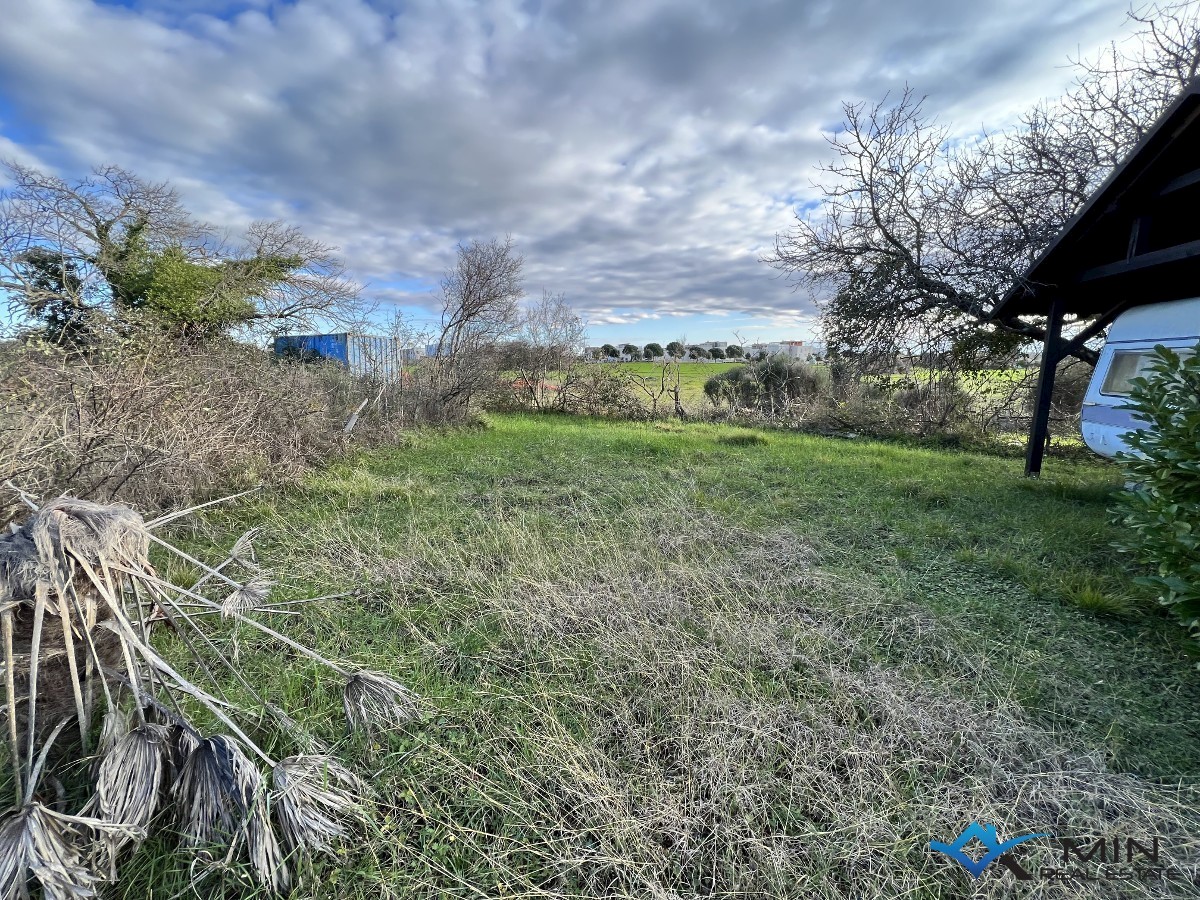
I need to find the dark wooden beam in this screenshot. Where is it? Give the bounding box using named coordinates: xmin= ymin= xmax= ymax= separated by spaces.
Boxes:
xmin=1060 ymin=299 xmax=1135 ymax=358
xmin=1157 ymin=165 xmax=1200 ymax=196
xmin=1025 ymin=296 xmax=1065 ymax=477
xmin=1078 ymin=237 xmax=1200 ymax=282
xmin=1126 ymin=215 xmax=1151 ymax=259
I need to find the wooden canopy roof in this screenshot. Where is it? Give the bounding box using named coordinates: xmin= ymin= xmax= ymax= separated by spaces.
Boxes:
xmin=994 ymin=79 xmax=1200 ymax=320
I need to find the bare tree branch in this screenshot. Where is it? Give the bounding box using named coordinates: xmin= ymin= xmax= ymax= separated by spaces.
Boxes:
xmin=764 ymin=3 xmax=1199 ymax=370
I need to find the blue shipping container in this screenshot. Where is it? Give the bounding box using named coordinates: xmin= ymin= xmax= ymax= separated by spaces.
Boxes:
xmin=274 ymin=333 xmax=411 ymax=382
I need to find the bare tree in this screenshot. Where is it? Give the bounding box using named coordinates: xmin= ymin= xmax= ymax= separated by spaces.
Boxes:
xmin=229 ymin=220 xmax=362 ymax=332
xmin=434 ymin=236 xmax=523 ymax=358
xmin=765 ymin=2 xmax=1200 ymax=371
xmin=427 ymin=236 xmax=523 ymax=419
xmin=504 ymin=289 xmax=586 ymax=410
xmin=0 ymin=162 xmax=363 ymax=345
xmin=629 ymin=356 xmax=682 ymax=418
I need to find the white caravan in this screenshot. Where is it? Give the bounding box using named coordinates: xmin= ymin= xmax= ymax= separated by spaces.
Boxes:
xmin=1080 ymin=297 xmax=1200 ymax=458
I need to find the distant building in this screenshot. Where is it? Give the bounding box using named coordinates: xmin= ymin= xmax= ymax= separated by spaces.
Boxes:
xmin=747 ymin=340 xmax=812 ymax=360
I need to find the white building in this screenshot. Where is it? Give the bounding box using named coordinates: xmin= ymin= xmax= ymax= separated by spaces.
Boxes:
xmin=747 ymin=340 xmax=816 ymax=361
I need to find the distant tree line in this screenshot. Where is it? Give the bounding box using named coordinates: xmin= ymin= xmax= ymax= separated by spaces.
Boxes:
xmin=593 ymin=341 xmax=761 ymax=361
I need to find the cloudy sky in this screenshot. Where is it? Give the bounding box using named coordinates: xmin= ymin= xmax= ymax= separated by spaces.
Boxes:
xmin=0 ymin=0 xmax=1134 ymax=346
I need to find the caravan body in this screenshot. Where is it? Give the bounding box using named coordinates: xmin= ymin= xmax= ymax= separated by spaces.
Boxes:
xmin=1081 ymin=297 xmax=1200 ymax=458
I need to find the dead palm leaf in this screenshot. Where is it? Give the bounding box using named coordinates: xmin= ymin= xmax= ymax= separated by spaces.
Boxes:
xmin=174 ymin=735 xmax=288 ymax=893
xmin=174 ymin=735 xmax=248 ymax=849
xmin=0 ymin=495 xmax=390 ymax=895
xmin=95 ymin=707 xmax=131 ymax=761
xmin=272 ymin=755 xmax=370 ymax=858
xmin=220 ymin=573 xmax=272 ymax=619
xmin=0 ymin=802 xmax=143 ymax=900
xmin=343 ymin=671 xmax=419 ymax=732
xmin=94 ymin=725 xmax=167 ymax=849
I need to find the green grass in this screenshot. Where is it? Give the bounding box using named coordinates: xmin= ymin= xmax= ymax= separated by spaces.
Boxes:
xmin=614 ymin=360 xmax=732 ymax=405
xmin=616 ymin=361 xmax=1035 ymax=409
xmin=123 ymin=414 xmax=1199 ymax=898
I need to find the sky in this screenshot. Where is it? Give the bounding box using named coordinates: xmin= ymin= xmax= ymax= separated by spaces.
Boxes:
xmin=0 ymin=0 xmax=1136 ymax=347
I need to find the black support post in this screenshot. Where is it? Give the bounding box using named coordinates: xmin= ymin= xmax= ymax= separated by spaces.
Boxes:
xmin=1025 ymin=296 xmax=1065 ymax=477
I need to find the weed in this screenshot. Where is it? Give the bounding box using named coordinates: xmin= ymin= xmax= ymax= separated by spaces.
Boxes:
xmin=1059 ymin=575 xmax=1136 ymax=617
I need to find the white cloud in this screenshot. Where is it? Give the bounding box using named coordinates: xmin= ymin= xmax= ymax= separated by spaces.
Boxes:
xmin=0 ymin=0 xmax=1132 ymax=336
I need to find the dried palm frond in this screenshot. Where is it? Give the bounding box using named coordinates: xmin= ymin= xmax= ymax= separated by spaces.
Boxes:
xmin=221 ymin=734 xmax=288 ymax=894
xmin=220 ymin=573 xmax=273 ymax=619
xmin=1 ymin=498 xmax=143 ymax=763
xmin=0 ymin=494 xmax=388 ymax=895
xmin=227 ymin=528 xmax=262 ymax=566
xmin=95 ymin=707 xmax=132 ymax=761
xmin=94 ymin=725 xmax=167 ymax=846
xmin=143 ymin=488 xmax=263 ymax=531
xmin=342 ymin=672 xmax=419 ymax=732
xmin=174 ymin=736 xmax=253 ymax=849
xmin=248 ymin=803 xmax=288 ymax=894
xmin=30 ymin=497 xmax=151 ymax=576
xmin=173 ymin=735 xmax=289 ymax=893
xmin=165 ymin=724 xmax=201 ymax=784
xmin=0 ymin=802 xmax=143 ymax=900
xmin=272 ymin=755 xmax=370 ymax=858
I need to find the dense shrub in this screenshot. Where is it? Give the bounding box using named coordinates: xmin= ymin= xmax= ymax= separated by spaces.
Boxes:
xmin=0 ymin=337 xmax=426 ymax=522
xmin=499 ymin=347 xmax=1093 ymax=457
xmin=889 ymin=374 xmax=971 ymax=434
xmin=1111 ymin=344 xmax=1200 ymax=645
xmin=704 ymin=357 xmax=830 ymax=412
xmin=551 ymin=363 xmax=648 ymax=418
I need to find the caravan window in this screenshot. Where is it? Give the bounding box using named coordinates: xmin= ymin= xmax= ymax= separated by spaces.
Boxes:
xmin=1100 ymin=348 xmax=1194 ymax=396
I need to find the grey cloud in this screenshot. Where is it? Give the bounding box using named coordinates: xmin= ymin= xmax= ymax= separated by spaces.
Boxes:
xmin=0 ymin=0 xmax=1131 ymax=329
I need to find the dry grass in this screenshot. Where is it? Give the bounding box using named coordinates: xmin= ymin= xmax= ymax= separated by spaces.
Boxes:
xmin=229 ymin=458 xmax=1199 ymax=900
xmin=442 ymin=529 xmax=1197 ymax=898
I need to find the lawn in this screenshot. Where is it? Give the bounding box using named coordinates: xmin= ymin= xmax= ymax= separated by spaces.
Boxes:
xmin=614 ymin=359 xmax=733 ymax=406
xmin=129 ymin=414 xmax=1199 ymax=898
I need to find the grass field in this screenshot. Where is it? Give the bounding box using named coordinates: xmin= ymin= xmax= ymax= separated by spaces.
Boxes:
xmin=130 ymin=414 xmax=1199 ymax=898
xmin=613 ymin=360 xmax=733 ymax=405
xmin=612 ymin=360 xmax=1039 ymax=412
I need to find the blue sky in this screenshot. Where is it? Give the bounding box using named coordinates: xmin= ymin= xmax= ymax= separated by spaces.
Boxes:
xmin=0 ymin=0 xmax=1135 ymax=346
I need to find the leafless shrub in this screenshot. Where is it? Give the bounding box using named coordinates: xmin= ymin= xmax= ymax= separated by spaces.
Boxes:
xmin=553 ymin=362 xmax=649 ymax=418
xmin=426 ymin=237 xmax=523 ymax=422
xmin=496 ymin=290 xmax=587 ymax=411
xmin=0 ymin=337 xmax=417 ymax=522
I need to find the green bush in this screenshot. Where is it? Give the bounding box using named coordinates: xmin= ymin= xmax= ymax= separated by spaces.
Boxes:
xmin=703 ymin=356 xmax=829 ymax=412
xmin=1111 ymin=343 xmax=1200 ymax=644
